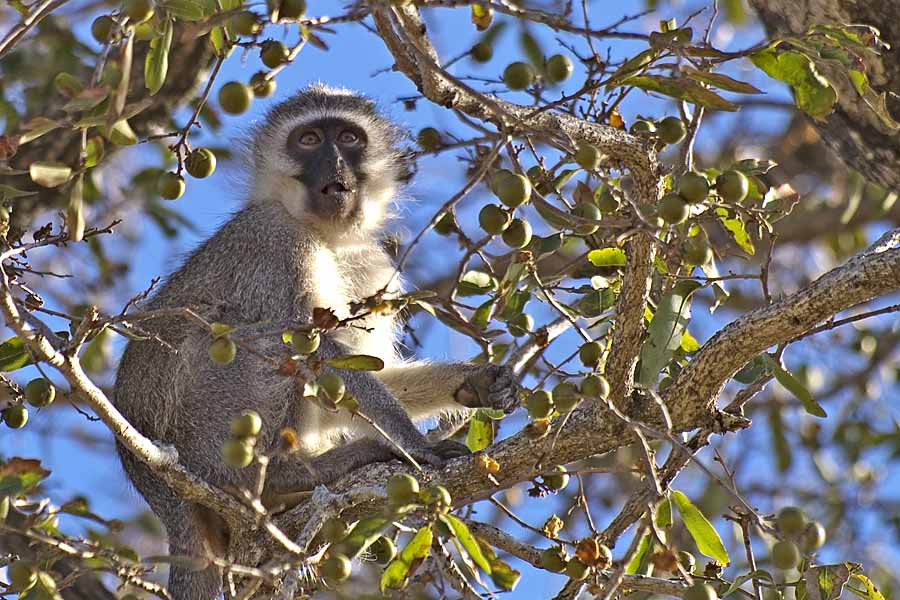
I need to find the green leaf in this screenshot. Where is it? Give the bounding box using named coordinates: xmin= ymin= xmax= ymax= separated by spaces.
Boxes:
xmin=488 ymin=557 xmax=520 ymax=591
xmin=638 ymin=281 xmax=701 ymax=385
xmin=715 ymin=208 xmax=756 ymax=255
xmin=104 ymin=119 xmax=138 ymax=145
xmin=29 ymin=161 xmax=72 ymax=188
xmin=327 ymin=355 xmax=385 ymax=371
xmin=145 ymin=18 xmax=173 ymax=95
xmin=624 ymin=532 xmax=652 ymax=574
xmin=519 ymin=30 xmax=544 ymax=69
xmin=466 ymin=410 xmax=494 ymax=452
xmin=734 ymin=353 xmax=775 ymax=384
xmin=53 ymin=72 xmax=84 ymax=97
xmin=680 ymin=330 xmax=700 ymax=352
xmin=0 ymin=184 xmax=38 ymax=202
xmin=338 ymin=516 xmax=389 ymax=559
xmin=768 ymin=403 xmax=792 ymax=472
xmin=606 ymin=48 xmax=657 ymax=88
xmin=684 ymin=67 xmax=763 ymax=94
xmin=772 ymin=363 xmax=827 ymax=417
xmin=24 ymin=571 xmax=63 ymax=600
xmin=620 ymin=75 xmax=740 ymax=111
xmin=575 ymin=288 xmax=615 ymax=318
xmin=160 ymin=0 xmax=208 ymax=20
xmin=439 ymin=514 xmax=492 ymax=574
xmin=471 ymin=298 xmax=494 ymax=330
xmin=84 ymin=137 xmax=105 ymax=168
xmin=67 ymin=174 xmax=85 ymax=241
xmin=749 ymin=47 xmax=837 ymax=117
xmin=656 ymin=495 xmax=673 ymax=528
xmin=671 ymin=489 xmax=730 ymax=565
xmin=61 ymin=87 xmax=109 ymax=113
xmin=587 ymin=247 xmax=626 ymax=267
xmin=380 ymin=526 xmax=433 ymax=592
xmin=457 ymin=270 xmax=497 ymax=297
xmin=19 ymin=117 xmax=63 ymax=145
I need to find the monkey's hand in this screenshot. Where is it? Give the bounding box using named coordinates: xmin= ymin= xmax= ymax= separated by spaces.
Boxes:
xmin=455 ymin=364 xmax=519 ymax=414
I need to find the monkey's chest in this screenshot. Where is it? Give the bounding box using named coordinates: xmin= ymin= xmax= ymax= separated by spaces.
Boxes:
xmin=306 ymin=246 xmax=399 ymax=364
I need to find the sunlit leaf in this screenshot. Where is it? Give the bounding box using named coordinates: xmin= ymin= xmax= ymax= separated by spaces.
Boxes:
xmin=339 ymin=516 xmax=389 ymax=559
xmin=327 ymin=355 xmax=385 ymax=371
xmin=19 ymin=117 xmax=63 ymax=144
xmin=29 ymin=161 xmax=72 ymax=188
xmin=750 ymin=47 xmax=837 ymax=118
xmin=620 ymin=75 xmax=740 ymax=111
xmin=772 ymin=362 xmax=826 ymax=417
xmin=440 ymin=514 xmax=492 ymax=574
xmin=146 ymin=18 xmax=173 ymax=95
xmin=466 ymin=410 xmax=494 ymax=452
xmin=104 ymin=119 xmax=138 ymax=145
xmin=587 ymin=247 xmax=626 ymax=267
xmin=638 ymin=281 xmax=701 ymax=385
xmin=671 ymin=489 xmax=730 ymax=565
xmin=380 ymin=526 xmax=432 ymax=591
xmin=716 ymin=208 xmax=756 ymax=255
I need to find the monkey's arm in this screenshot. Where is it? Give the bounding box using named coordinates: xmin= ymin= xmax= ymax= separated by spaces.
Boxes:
xmin=377 ymin=362 xmax=519 ymax=420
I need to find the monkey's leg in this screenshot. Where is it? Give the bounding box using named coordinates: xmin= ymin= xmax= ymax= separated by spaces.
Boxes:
xmin=377 ymin=362 xmax=520 ymax=419
xmin=164 ymin=505 xmax=225 ymax=600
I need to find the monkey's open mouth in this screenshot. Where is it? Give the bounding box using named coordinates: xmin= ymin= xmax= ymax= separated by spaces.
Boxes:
xmin=321 ymin=181 xmax=353 ymax=196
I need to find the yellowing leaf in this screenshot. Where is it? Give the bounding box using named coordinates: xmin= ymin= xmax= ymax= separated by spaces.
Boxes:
xmin=146 ymin=19 xmax=173 ymax=95
xmin=29 ymin=161 xmax=72 ymax=188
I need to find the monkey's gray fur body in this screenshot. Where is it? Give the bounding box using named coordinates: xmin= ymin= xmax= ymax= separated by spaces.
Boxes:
xmin=113 ymin=85 xmax=518 ymax=599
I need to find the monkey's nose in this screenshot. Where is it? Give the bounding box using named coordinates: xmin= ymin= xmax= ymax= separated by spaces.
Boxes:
xmin=321 ymin=182 xmax=351 ymax=196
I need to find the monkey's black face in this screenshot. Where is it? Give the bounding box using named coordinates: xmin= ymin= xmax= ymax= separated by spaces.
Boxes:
xmin=286 ymin=117 xmax=369 ymax=221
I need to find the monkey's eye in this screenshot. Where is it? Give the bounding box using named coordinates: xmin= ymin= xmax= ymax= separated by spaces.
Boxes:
xmin=337 ymin=130 xmax=361 ymax=145
xmin=297 ymin=131 xmax=321 ymax=147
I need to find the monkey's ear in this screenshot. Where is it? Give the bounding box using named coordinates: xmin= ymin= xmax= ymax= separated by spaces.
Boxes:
xmin=396 ymin=149 xmax=417 ymax=184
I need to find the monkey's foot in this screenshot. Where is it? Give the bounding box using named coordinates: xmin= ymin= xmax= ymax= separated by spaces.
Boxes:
xmin=456 ymin=364 xmax=520 ymax=414
xmin=408 ymin=439 xmax=471 ymax=468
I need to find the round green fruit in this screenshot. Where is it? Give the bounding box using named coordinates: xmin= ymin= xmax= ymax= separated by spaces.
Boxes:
xmin=495 ymin=173 xmax=531 ymax=208
xmin=219 ymin=81 xmax=253 ymax=115
xmin=771 ymin=540 xmax=800 ymax=570
xmin=526 ymin=390 xmax=553 ymax=419
xmin=434 ymin=212 xmax=455 ymax=235
xmin=231 ymin=11 xmax=262 ymax=36
xmin=546 ymin=54 xmax=573 ymax=83
xmin=802 ymin=521 xmax=826 ymax=551
xmin=776 ymin=506 xmax=808 ymax=536
xmin=490 ymin=169 xmax=513 ymax=195
xmin=540 ymin=547 xmax=567 ymax=573
xmin=387 ymin=473 xmax=419 ymax=505
xmin=230 ymin=410 xmax=262 ymax=438
xmin=573 ymin=202 xmax=601 ymax=235
xmin=221 ymin=438 xmax=254 ymax=468
xmin=91 ymin=16 xmax=115 ymax=43
xmin=575 ymin=144 xmax=601 ymax=171
xmin=317 ymin=373 xmax=346 ymax=403
xmin=124 ymin=0 xmax=154 ymax=23
xmin=3 ymin=404 xmax=28 ymax=429
xmin=291 ymin=329 xmax=320 ymax=354
xmin=580 ymin=374 xmax=609 ymax=399
xmin=419 ymin=485 xmax=452 ymax=510
xmin=320 ymin=553 xmax=351 ymax=583
xmin=565 ymin=557 xmax=590 ymax=580
xmin=685 ymin=582 xmax=718 ymax=600
xmin=578 ymin=341 xmax=602 ymax=367
xmin=542 ymin=466 xmax=569 ymax=491
xmin=659 ymin=192 xmax=689 ymax=225
xmin=277 ymin=0 xmax=307 ymax=20
xmin=678 ymin=172 xmax=710 ymax=204
xmin=158 ymin=172 xmax=185 ymax=200
xmin=552 ymin=382 xmax=581 ymax=413
xmin=479 ymin=204 xmax=511 ymax=235
xmin=25 ymin=378 xmax=55 ymax=408
xmin=8 ymin=560 xmax=37 ymax=591
xmin=371 ymin=536 xmax=397 ymax=564
xmin=185 ymin=148 xmax=216 ymax=179
xmin=502 ymin=218 xmax=533 ymax=248
xmin=656 ymin=116 xmax=687 ymax=145
xmin=208 ymin=336 xmax=236 ymax=364
xmin=470 ymin=41 xmax=492 ymax=63
xmin=416 ymin=127 xmax=441 ymax=151
xmin=508 ymin=313 xmax=534 ymax=337
xmin=321 ymin=517 xmax=350 ymax=543
xmin=715 ymin=170 xmax=750 ymax=203
xmin=260 ymin=40 xmax=289 ymax=68
xmin=250 ymin=72 xmax=276 ymax=98
xmin=682 ymin=235 xmax=712 ymax=265
xmin=630 ymin=119 xmax=656 ymax=136
xmin=503 ymin=62 xmax=535 ymax=90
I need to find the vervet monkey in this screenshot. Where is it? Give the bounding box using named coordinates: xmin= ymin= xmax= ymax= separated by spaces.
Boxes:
xmin=113 ymin=85 xmax=519 ymax=599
